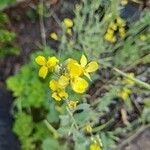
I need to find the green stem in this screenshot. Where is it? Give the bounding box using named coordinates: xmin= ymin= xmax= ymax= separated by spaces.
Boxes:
xmin=92 ymin=118 xmax=114 ymax=132
xmin=113 ymin=67 xmax=150 ymax=90
xmin=44 ymin=119 xmax=61 ymax=138
xmin=66 ymin=106 xmax=79 ymax=130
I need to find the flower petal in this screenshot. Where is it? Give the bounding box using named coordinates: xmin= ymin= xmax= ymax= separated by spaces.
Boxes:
xmin=39 ymin=66 xmax=48 ymax=79
xmin=58 ymin=90 xmax=68 ymax=99
xmin=63 ymin=18 xmax=73 ymax=28
xmin=49 ymin=80 xmax=58 ymax=91
xmin=80 ymin=54 xmax=87 ymax=67
xmin=35 ymin=56 xmax=46 ymax=65
xmin=86 ymin=61 xmax=99 ymax=73
xmin=52 ymin=92 xmax=61 ymax=101
xmin=47 ymin=56 xmax=59 ymax=68
xmin=71 ymin=77 xmax=88 ymax=93
xmin=58 ymin=75 xmax=69 ymax=88
xmin=67 ymin=59 xmax=83 ymax=77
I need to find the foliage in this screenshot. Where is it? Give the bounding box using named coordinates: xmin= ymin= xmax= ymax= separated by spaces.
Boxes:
xmin=0 ymin=12 xmax=19 ymax=57
xmin=6 ymin=0 xmax=150 ymax=150
xmin=0 ymin=0 xmax=16 ymax=10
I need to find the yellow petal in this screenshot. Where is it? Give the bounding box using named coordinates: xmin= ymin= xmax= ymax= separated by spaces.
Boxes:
xmin=50 ymin=32 xmax=58 ymax=40
xmin=67 ymin=28 xmax=72 ymax=35
xmin=67 ymin=59 xmax=83 ymax=77
xmin=58 ymin=75 xmax=69 ymax=88
xmin=39 ymin=66 xmax=48 ymax=79
xmin=90 ymin=144 xmax=101 ymax=150
xmin=85 ymin=124 xmax=92 ymax=133
xmin=63 ymin=18 xmax=73 ymax=28
xmin=49 ymin=80 xmax=58 ymax=91
xmin=68 ymin=101 xmax=78 ymax=109
xmin=35 ymin=56 xmax=46 ymax=65
xmin=47 ymin=56 xmax=59 ymax=68
xmin=80 ymin=54 xmax=87 ymax=67
xmin=71 ymin=77 xmax=88 ymax=93
xmin=52 ymin=92 xmax=61 ymax=101
xmin=58 ymin=90 xmax=68 ymax=99
xmin=86 ymin=61 xmax=99 ymax=73
xmin=116 ymin=17 xmax=126 ymax=27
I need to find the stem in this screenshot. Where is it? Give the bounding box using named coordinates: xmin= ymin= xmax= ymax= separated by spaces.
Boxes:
xmin=113 ymin=67 xmax=150 ymax=90
xmin=44 ymin=119 xmax=61 ymax=138
xmin=39 ymin=0 xmax=46 ymax=47
xmin=114 ymin=124 xmax=150 ymax=150
xmin=92 ymin=118 xmax=114 ymax=132
xmin=66 ymin=106 xmax=79 ymax=130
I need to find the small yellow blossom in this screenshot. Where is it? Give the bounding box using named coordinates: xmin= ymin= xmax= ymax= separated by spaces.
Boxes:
xmin=140 ymin=34 xmax=147 ymax=41
xmin=123 ymin=73 xmax=135 ymax=85
xmin=119 ymin=88 xmax=131 ymax=100
xmin=85 ymin=124 xmax=92 ymax=133
xmin=109 ymin=22 xmax=117 ymax=31
xmin=116 ymin=17 xmax=126 ymax=27
xmin=47 ymin=56 xmax=59 ymax=69
xmin=35 ymin=56 xmax=59 ymax=79
xmin=49 ymin=77 xmax=68 ymax=101
xmin=63 ymin=18 xmax=73 ymax=28
xmin=67 ymin=28 xmax=72 ymax=35
xmin=121 ymin=0 xmax=128 ymax=5
xmin=79 ymin=54 xmax=99 ymax=80
xmin=119 ymin=27 xmax=126 ymax=38
xmin=104 ymin=32 xmax=116 ymax=43
xmin=68 ymin=100 xmax=78 ymax=109
xmin=50 ymin=32 xmax=58 ymax=40
xmin=90 ymin=143 xmax=101 ymax=150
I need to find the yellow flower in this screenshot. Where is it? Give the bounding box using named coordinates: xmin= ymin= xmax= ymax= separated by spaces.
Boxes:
xmin=109 ymin=22 xmax=117 ymax=31
xmin=66 ymin=55 xmax=98 ymax=93
xmin=63 ymin=18 xmax=73 ymax=28
xmin=67 ymin=28 xmax=72 ymax=35
xmin=123 ymin=73 xmax=135 ymax=85
xmin=90 ymin=143 xmax=101 ymax=150
xmin=35 ymin=56 xmax=59 ymax=79
xmin=47 ymin=56 xmax=59 ymax=69
xmin=85 ymin=124 xmax=92 ymax=133
xmin=119 ymin=27 xmax=126 ymax=38
xmin=80 ymin=54 xmax=99 ymax=80
xmin=116 ymin=17 xmax=126 ymax=27
xmin=49 ymin=78 xmax=68 ymax=101
xmin=104 ymin=32 xmax=116 ymax=43
xmin=140 ymin=34 xmax=147 ymax=41
xmin=50 ymin=32 xmax=58 ymax=40
xmin=66 ymin=59 xmax=88 ymax=93
xmin=68 ymin=100 xmax=78 ymax=109
xmin=119 ymin=88 xmax=131 ymax=100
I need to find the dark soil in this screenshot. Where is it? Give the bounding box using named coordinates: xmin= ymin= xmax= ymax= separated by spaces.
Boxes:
xmin=122 ymin=129 xmax=150 ymax=150
xmin=0 ymin=84 xmax=20 ymax=150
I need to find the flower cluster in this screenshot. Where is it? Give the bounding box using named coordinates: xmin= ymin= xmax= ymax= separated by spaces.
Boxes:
xmin=104 ymin=17 xmax=126 ymax=43
xmin=36 ymin=54 xmax=98 ymax=101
